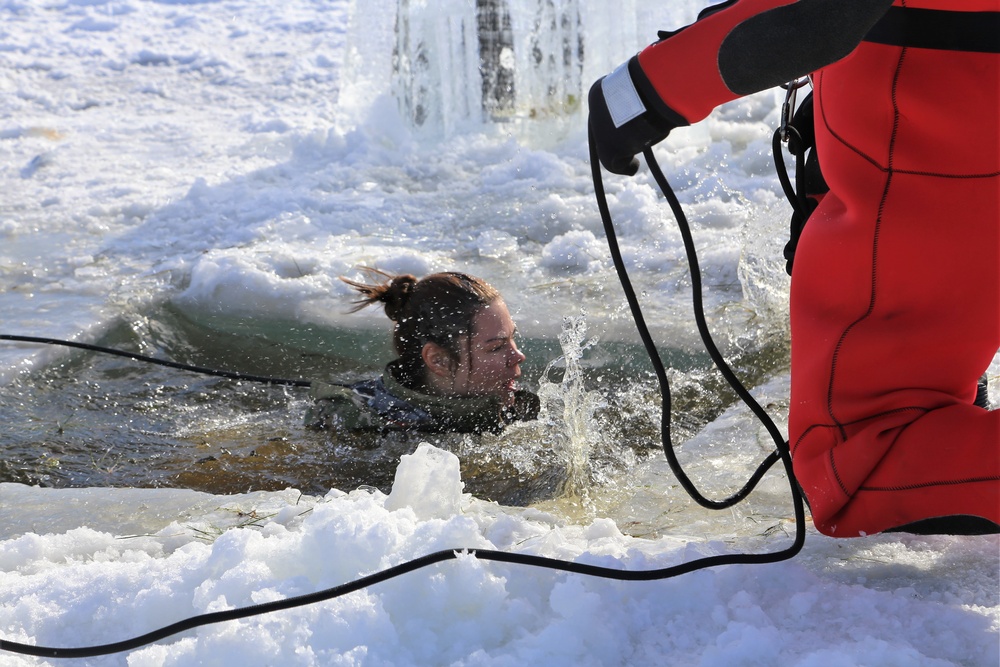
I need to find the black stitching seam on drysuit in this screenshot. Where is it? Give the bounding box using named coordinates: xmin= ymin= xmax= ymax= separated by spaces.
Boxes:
xmin=813 ymin=38 xmax=1000 ymax=498
xmin=792 ymin=406 xmax=928 ymax=497
xmin=821 ymin=43 xmax=908 ymax=444
xmin=791 ymin=406 xmax=930 ymax=457
xmin=795 ymin=409 xmax=1000 ymax=497
xmin=814 ymin=27 xmax=923 ymax=499
xmin=859 ymin=475 xmax=1000 ymax=493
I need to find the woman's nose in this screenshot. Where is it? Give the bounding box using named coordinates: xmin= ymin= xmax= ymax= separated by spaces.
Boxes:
xmin=510 ymin=346 xmax=526 ymax=365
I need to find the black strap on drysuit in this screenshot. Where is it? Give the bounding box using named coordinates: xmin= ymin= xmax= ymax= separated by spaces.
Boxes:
xmin=864 ymin=7 xmax=1000 ymax=53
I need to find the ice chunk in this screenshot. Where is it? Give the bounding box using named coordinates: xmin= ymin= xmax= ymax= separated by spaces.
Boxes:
xmin=385 ymin=443 xmax=465 ymax=520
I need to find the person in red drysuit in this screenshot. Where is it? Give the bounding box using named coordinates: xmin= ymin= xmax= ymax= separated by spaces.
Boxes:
xmin=589 ymin=0 xmax=1000 ymax=537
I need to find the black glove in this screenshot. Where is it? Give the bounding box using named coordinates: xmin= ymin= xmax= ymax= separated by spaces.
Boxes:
xmin=588 ymin=56 xmax=688 ymax=176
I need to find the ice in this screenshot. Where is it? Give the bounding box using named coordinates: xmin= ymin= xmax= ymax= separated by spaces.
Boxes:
xmin=0 ymin=1 xmax=996 ymax=665
xmin=385 ymin=443 xmax=467 ymax=519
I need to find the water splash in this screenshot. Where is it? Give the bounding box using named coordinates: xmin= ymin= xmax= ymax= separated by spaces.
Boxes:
xmin=736 ymin=195 xmax=792 ymax=334
xmin=536 ymin=315 xmax=601 ymax=507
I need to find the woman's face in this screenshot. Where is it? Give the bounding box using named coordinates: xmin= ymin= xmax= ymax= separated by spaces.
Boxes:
xmin=450 ymin=298 xmax=526 ymax=407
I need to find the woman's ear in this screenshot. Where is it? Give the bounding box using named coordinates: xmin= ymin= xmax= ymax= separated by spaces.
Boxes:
xmin=421 ymin=342 xmax=454 ymax=376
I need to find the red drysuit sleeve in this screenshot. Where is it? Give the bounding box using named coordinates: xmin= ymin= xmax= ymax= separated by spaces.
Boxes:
xmin=637 ymin=0 xmax=894 ymax=124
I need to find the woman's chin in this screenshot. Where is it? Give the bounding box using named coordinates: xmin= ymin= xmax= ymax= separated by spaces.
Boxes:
xmin=500 ymin=382 xmax=518 ymax=407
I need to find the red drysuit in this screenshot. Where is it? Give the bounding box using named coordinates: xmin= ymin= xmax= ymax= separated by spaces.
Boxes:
xmin=634 ymin=0 xmax=1000 ymax=536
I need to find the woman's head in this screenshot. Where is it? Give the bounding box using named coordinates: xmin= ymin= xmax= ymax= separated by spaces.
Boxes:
xmin=342 ymin=269 xmax=526 ymax=406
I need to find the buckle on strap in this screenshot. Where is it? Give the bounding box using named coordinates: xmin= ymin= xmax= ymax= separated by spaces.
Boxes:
xmin=778 ymin=78 xmax=810 ymax=146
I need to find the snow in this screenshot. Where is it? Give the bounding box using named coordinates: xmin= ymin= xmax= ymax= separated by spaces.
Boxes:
xmin=1 ymin=446 xmax=997 ymax=666
xmin=0 ymin=1 xmax=997 ymax=665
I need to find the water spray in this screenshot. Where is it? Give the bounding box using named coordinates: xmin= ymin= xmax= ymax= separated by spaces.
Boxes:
xmin=0 ymin=134 xmax=806 ymax=659
xmin=536 ymin=315 xmax=601 ymax=505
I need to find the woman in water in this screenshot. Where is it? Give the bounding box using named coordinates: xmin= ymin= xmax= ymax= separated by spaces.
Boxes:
xmin=306 ymin=269 xmax=538 ymax=434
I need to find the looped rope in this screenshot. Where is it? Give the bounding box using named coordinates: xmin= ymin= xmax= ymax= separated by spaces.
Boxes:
xmin=0 ymin=135 xmax=805 ymax=660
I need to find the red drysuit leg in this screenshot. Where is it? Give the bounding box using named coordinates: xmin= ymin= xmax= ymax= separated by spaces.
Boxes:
xmin=787 ymin=42 xmax=1000 ymax=537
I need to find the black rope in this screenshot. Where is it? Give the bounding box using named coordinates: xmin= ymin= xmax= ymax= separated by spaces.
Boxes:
xmin=1 ymin=530 xmax=808 ymax=660
xmin=0 ymin=138 xmax=805 ymax=660
xmin=591 ymin=134 xmax=795 ymax=510
xmin=772 ymin=126 xmax=807 ymax=220
xmin=0 ymin=334 xmax=312 ymax=388
xmin=643 ymin=146 xmax=794 ymax=498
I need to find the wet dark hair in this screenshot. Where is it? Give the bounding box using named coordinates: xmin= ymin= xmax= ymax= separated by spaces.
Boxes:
xmin=341 ymin=268 xmax=501 ymax=387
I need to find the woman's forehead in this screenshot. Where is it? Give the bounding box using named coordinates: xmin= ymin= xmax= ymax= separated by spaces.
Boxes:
xmin=473 ymin=299 xmax=514 ymax=338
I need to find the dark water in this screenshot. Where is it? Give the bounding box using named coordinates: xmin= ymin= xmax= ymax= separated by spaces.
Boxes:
xmin=0 ymin=303 xmax=789 ymax=506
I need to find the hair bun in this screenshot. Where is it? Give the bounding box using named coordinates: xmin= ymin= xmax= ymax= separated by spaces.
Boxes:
xmin=383 ymin=274 xmax=417 ymax=321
